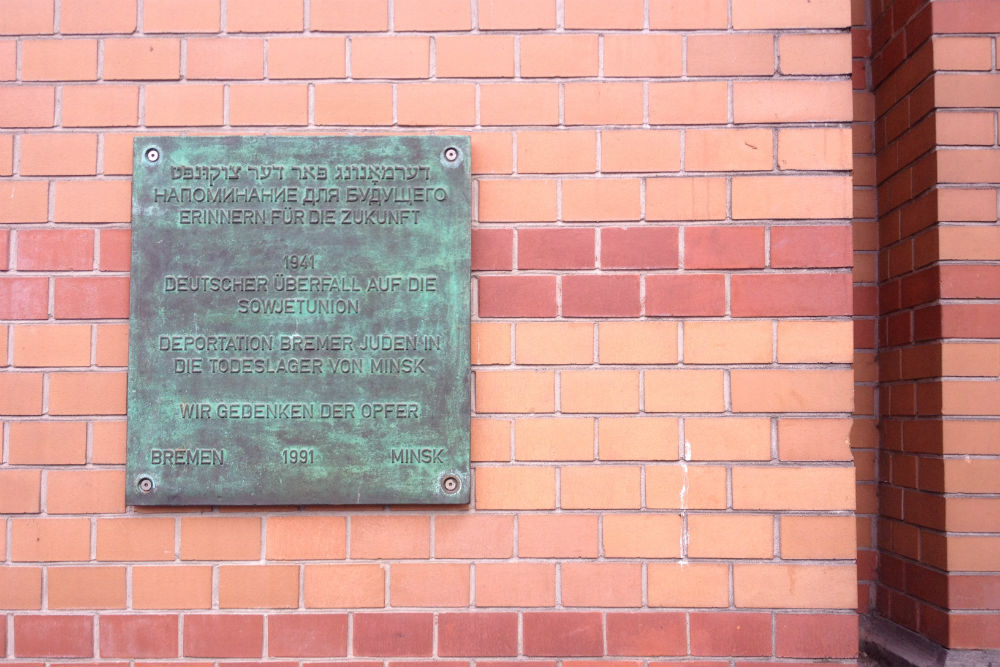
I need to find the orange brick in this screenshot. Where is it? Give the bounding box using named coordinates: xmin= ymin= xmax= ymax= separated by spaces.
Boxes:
xmin=229 ymin=84 xmax=307 ymax=125
xmin=1 ymin=0 xmax=54 ymax=33
xmin=267 ymin=36 xmax=346 ymax=78
xmin=686 ymin=128 xmax=773 ymax=172
xmin=517 ymin=130 xmax=596 ymax=174
xmin=948 ymin=536 xmax=1000 ymax=571
xmin=518 ymin=514 xmax=599 ymax=557
xmin=475 ymin=466 xmax=556 ymax=510
xmin=314 ymin=83 xmax=393 ymax=126
xmin=939 ymin=343 xmax=1000 ymax=377
xmin=304 ymin=564 xmax=385 ymax=608
xmin=938 ymin=188 xmax=998 ymax=221
xmin=475 ymin=562 xmax=555 ymax=607
xmin=8 ymin=421 xmax=87 ymax=465
xmin=688 ymin=33 xmax=774 ymax=76
xmin=435 ymin=514 xmax=514 ymax=558
xmin=0 ymin=134 xmax=11 ymax=174
xmin=780 ymin=34 xmax=852 ymax=75
xmin=61 ymin=0 xmax=136 ymax=33
xmin=97 ymin=518 xmax=175 ymax=561
xmin=480 ymin=178 xmax=558 ymax=222
xmin=0 ymin=567 xmax=43 ymax=610
xmin=146 ymin=84 xmax=224 ymax=127
xmin=469 ymin=131 xmax=514 ymax=175
xmin=733 ymin=0 xmax=850 ymax=28
xmin=49 ymin=372 xmax=127 ymax=415
xmin=562 ymin=178 xmax=641 ymax=221
xmin=689 ymin=514 xmax=774 ymax=558
xmin=186 ymin=38 xmax=263 ymax=79
xmin=940 ymin=381 xmax=1000 ymax=416
xmin=352 ymin=36 xmax=429 ymax=79
xmin=646 ymin=177 xmax=726 ymax=220
xmin=471 ymin=418 xmax=511 ymax=462
xmin=645 ymin=369 xmax=725 ymax=413
xmin=92 ymin=420 xmax=127 ymax=464
xmin=603 ymin=514 xmax=682 ymax=558
xmin=565 ymin=82 xmax=644 ymax=125
xmin=646 ymin=464 xmax=727 ymax=509
xmin=734 ymin=564 xmax=857 ymax=608
xmin=598 ymin=417 xmax=679 ymax=461
xmin=53 ymin=180 xmax=131 ymax=222
xmin=480 ymin=83 xmax=558 ymax=126
xmin=515 ymin=417 xmax=594 ymax=461
xmin=390 ymin=563 xmax=470 ymax=607
xmin=0 ymin=181 xmax=48 ymax=223
xmin=733 ymin=466 xmax=855 ymax=510
xmin=180 ymin=517 xmax=261 ymax=560
xmin=778 ymin=127 xmax=853 ymax=171
xmin=12 ymin=324 xmax=91 ymax=367
xmin=21 ymin=39 xmax=97 ymax=81
xmin=561 ymin=370 xmax=639 ymax=414
xmin=0 ymin=373 xmax=44 ymax=415
xmin=21 ymin=134 xmax=97 ymax=176
xmin=0 ymin=86 xmax=54 ymax=127
xmin=220 ymin=565 xmax=299 ymax=608
xmin=521 ymin=34 xmax=598 ymax=77
xmin=562 ymin=465 xmax=641 ymax=509
xmin=649 ymin=81 xmax=728 ymax=125
xmin=227 ymin=0 xmax=303 ymax=31
xmin=62 ymin=85 xmax=138 ymax=127
xmin=0 ymin=40 xmax=12 ymax=80
xmin=734 ymin=175 xmax=853 ymax=219
xmin=48 ymin=566 xmax=126 ymax=609
xmin=351 ymin=515 xmax=429 ymax=559
xmin=777 ymin=321 xmax=853 ymax=363
xmin=933 ymin=36 xmax=994 ymax=71
xmin=601 ymin=130 xmax=681 ymax=173
xmin=475 ymin=370 xmax=554 ymax=413
xmin=734 ymin=81 xmax=853 ymax=123
xmin=565 ymin=0 xmax=642 ymax=28
xmin=311 ymin=0 xmax=386 ymax=30
xmin=471 ymin=322 xmax=510 ymax=365
xmin=144 ymin=0 xmax=221 ymax=32
xmin=604 ymin=34 xmax=682 ymax=77
xmin=648 ymin=563 xmax=729 ymax=607
xmin=266 ymin=516 xmax=346 ymax=559
xmin=397 ymin=83 xmax=475 ymax=126
xmin=780 ymin=516 xmax=857 ymax=559
xmin=47 ymin=469 xmax=125 ymax=514
xmin=598 ymin=322 xmax=677 ymax=364
xmin=103 ymin=38 xmax=180 ymax=80
xmin=731 ymin=369 xmax=853 ymax=413
xmin=395 ymin=0 xmax=471 ymax=30
xmin=683 ymin=321 xmax=772 ymax=364
xmin=96 ymin=324 xmax=129 ymax=366
xmin=0 ymin=469 xmax=41 ymax=513
xmin=685 ymin=417 xmax=772 ymax=461
xmin=944 ymin=458 xmax=1000 ymax=493
xmin=11 ymin=518 xmax=90 ymax=562
xmin=937 ymin=112 xmax=996 ymax=147
xmin=563 ymin=562 xmax=642 ymax=607
xmin=478 ymin=0 xmax=556 ymax=29
xmin=650 ymin=0 xmax=728 ymax=28
xmin=515 ymin=322 xmax=592 ymax=364
xmin=133 ymin=566 xmax=213 ymax=609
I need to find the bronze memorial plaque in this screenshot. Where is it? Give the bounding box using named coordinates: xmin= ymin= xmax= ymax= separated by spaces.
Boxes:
xmin=126 ymin=136 xmax=471 ymax=505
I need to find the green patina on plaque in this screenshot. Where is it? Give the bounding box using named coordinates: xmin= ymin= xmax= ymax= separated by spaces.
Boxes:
xmin=126 ymin=136 xmax=471 ymax=505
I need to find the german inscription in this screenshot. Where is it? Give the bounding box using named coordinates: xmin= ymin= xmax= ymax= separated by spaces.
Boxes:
xmin=126 ymin=136 xmax=471 ymax=505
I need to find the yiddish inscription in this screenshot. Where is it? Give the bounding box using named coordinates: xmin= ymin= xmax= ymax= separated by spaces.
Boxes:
xmin=126 ymin=136 xmax=471 ymax=505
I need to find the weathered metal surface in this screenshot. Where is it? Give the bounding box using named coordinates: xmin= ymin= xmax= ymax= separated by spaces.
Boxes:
xmin=126 ymin=136 xmax=471 ymax=505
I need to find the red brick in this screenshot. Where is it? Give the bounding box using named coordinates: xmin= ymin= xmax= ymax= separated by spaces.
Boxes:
xmin=61 ymin=0 xmax=136 ymax=33
xmin=601 ymin=227 xmax=678 ymax=269
xmin=100 ymin=615 xmax=178 ymax=658
xmin=183 ymin=615 xmax=263 ymax=658
xmin=687 ymin=33 xmax=775 ymax=76
xmin=606 ymin=612 xmax=686 ymax=656
xmin=0 ymin=228 xmax=7 ymax=268
xmin=775 ymin=613 xmax=858 ymax=658
xmin=646 ymin=275 xmax=726 ymax=316
xmin=690 ymin=612 xmax=772 ymax=657
xmin=933 ymin=0 xmax=1000 ymax=33
xmin=646 ymin=177 xmax=726 ymax=220
xmin=267 ymin=614 xmax=348 ymax=658
xmin=0 ymin=0 xmax=54 ymax=34
xmin=686 ymin=226 xmax=766 ymax=269
xmin=13 ymin=615 xmax=93 ymax=658
xmin=478 ymin=276 xmax=556 ymax=318
xmin=0 ymin=277 xmax=47 ymax=319
xmin=54 ymin=277 xmax=129 ymax=319
xmin=472 ymin=229 xmax=513 ymax=271
xmin=732 ymin=273 xmax=852 ymax=316
xmin=0 ymin=86 xmax=54 ymax=127
xmin=518 ymin=228 xmax=594 ymax=270
xmin=563 ymin=275 xmax=640 ymax=317
xmin=353 ymin=614 xmax=433 ymax=657
xmin=438 ymin=613 xmax=518 ymax=657
xmin=100 ymin=229 xmax=131 ymax=271
xmin=17 ymin=229 xmax=93 ymax=271
xmin=523 ymin=612 xmax=603 ymax=657
xmin=771 ymin=225 xmax=853 ymax=268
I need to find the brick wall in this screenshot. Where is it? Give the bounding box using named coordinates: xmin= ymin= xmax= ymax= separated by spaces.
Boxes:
xmin=0 ymin=0 xmax=862 ymax=663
